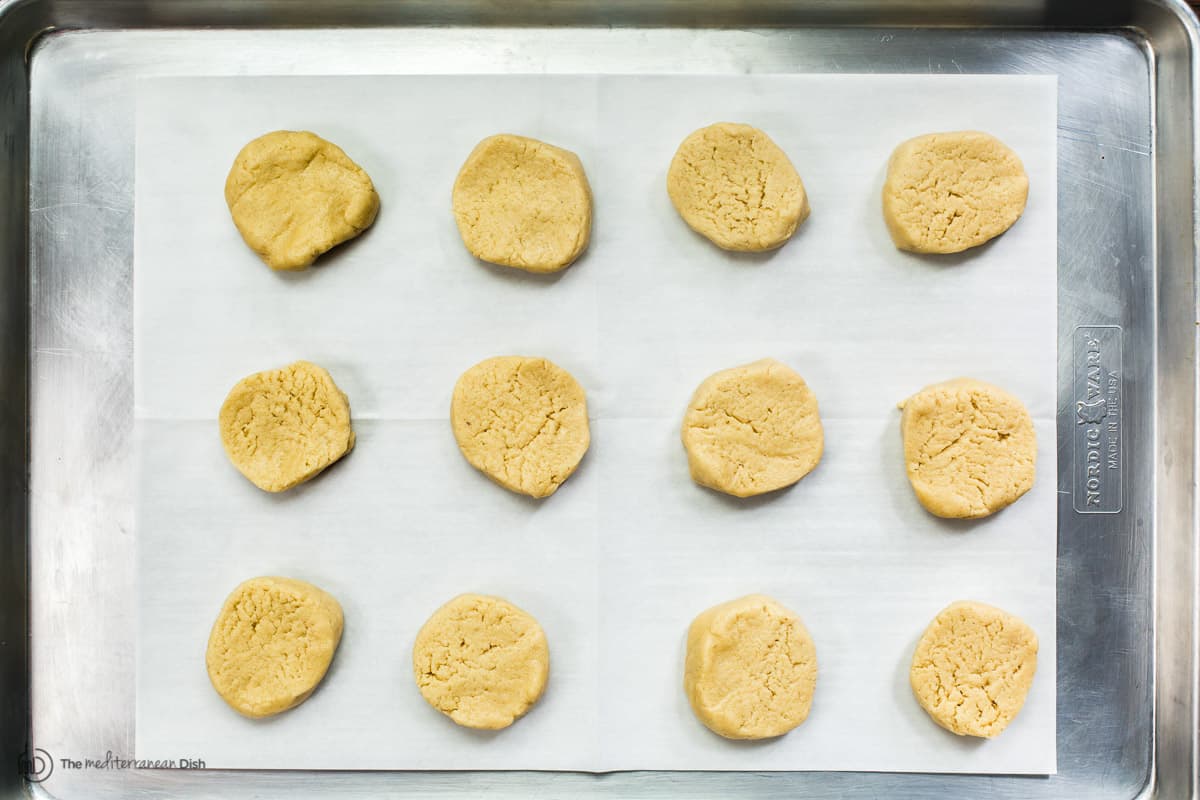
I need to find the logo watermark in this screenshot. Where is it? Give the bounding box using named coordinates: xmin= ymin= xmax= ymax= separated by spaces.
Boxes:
xmin=17 ymin=748 xmax=52 ymax=783
xmin=20 ymin=748 xmax=206 ymax=782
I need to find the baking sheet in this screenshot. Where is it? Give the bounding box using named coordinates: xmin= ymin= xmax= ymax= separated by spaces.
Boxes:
xmin=134 ymin=74 xmax=1057 ymax=773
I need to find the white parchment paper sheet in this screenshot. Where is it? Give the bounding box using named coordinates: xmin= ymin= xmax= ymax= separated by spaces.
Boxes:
xmin=135 ymin=74 xmax=1057 ymax=773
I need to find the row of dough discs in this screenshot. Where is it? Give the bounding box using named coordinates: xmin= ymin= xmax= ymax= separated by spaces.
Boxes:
xmin=225 ymin=124 xmax=1029 ymax=274
xmin=219 ymin=357 xmax=1037 ymax=516
xmin=212 ymin=125 xmax=1037 ymax=741
xmin=206 ymin=580 xmax=1039 ymax=740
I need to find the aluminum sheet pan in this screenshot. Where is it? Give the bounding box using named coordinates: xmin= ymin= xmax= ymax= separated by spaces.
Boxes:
xmin=6 ymin=2 xmax=1198 ymax=798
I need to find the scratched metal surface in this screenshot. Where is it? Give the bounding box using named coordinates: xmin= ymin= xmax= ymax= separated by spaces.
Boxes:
xmin=11 ymin=1 xmax=1199 ymax=798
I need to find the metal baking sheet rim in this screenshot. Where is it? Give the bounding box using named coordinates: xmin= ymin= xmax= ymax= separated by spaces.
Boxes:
xmin=4 ymin=1 xmax=1199 ymax=798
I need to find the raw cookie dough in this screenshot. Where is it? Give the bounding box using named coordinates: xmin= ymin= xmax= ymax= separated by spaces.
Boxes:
xmin=206 ymin=576 xmax=344 ymax=718
xmin=910 ymin=600 xmax=1038 ymax=738
xmin=666 ymin=122 xmax=810 ymax=251
xmin=412 ymin=594 xmax=550 ymax=730
xmin=882 ymin=130 xmax=1028 ymax=254
xmin=450 ymin=355 xmax=590 ymax=498
xmin=900 ymin=377 xmax=1036 ymax=518
xmin=224 ymin=130 xmax=380 ymax=270
xmin=684 ymin=594 xmax=818 ymax=739
xmin=219 ymin=360 xmax=355 ymax=493
xmin=451 ymin=134 xmax=592 ymax=273
xmin=681 ymin=358 xmax=824 ymax=497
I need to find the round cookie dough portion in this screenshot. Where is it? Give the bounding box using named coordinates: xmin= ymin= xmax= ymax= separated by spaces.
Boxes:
xmin=910 ymin=600 xmax=1038 ymax=738
xmin=450 ymin=355 xmax=590 ymax=498
xmin=681 ymin=358 xmax=824 ymax=497
xmin=684 ymin=594 xmax=818 ymax=739
xmin=224 ymin=130 xmax=380 ymax=270
xmin=451 ymin=134 xmax=592 ymax=273
xmin=882 ymin=130 xmax=1028 ymax=254
xmin=900 ymin=377 xmax=1036 ymax=518
xmin=413 ymin=594 xmax=550 ymax=730
xmin=667 ymin=122 xmax=810 ymax=251
xmin=219 ymin=360 xmax=355 ymax=493
xmin=206 ymin=576 xmax=344 ymax=718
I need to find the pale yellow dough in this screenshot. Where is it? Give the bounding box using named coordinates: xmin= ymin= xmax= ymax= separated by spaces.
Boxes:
xmin=681 ymin=358 xmax=824 ymax=497
xmin=667 ymin=122 xmax=810 ymax=252
xmin=413 ymin=594 xmax=550 ymax=730
xmin=450 ymin=355 xmax=590 ymax=498
xmin=882 ymin=130 xmax=1028 ymax=254
xmin=910 ymin=600 xmax=1038 ymax=738
xmin=900 ymin=377 xmax=1036 ymax=518
xmin=451 ymin=134 xmax=592 ymax=273
xmin=219 ymin=360 xmax=355 ymax=493
xmin=684 ymin=594 xmax=818 ymax=739
xmin=206 ymin=576 xmax=344 ymax=718
xmin=224 ymin=130 xmax=380 ymax=270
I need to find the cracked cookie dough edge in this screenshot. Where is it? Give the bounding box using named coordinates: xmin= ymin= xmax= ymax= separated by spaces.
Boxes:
xmin=898 ymin=377 xmax=1037 ymax=519
xmin=217 ymin=360 xmax=356 ymax=494
xmin=909 ymin=600 xmax=1039 ymax=738
xmin=448 ymin=355 xmax=591 ymax=499
xmin=205 ymin=576 xmax=345 ymax=719
xmin=666 ymin=122 xmax=810 ymax=252
xmin=411 ymin=593 xmax=550 ymax=730
xmin=224 ymin=130 xmax=381 ymax=271
xmin=680 ymin=358 xmax=824 ymax=498
xmin=451 ymin=134 xmax=593 ymax=273
xmin=881 ymin=130 xmax=1029 ymax=255
xmin=683 ymin=594 xmax=818 ymax=740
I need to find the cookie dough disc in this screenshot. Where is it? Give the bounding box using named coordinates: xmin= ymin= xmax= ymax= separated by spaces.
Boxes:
xmin=224 ymin=130 xmax=380 ymax=270
xmin=450 ymin=356 xmax=590 ymax=498
xmin=882 ymin=130 xmax=1028 ymax=254
xmin=451 ymin=134 xmax=592 ymax=273
xmin=666 ymin=122 xmax=810 ymax=251
xmin=413 ymin=594 xmax=550 ymax=730
xmin=219 ymin=360 xmax=355 ymax=493
xmin=900 ymin=377 xmax=1036 ymax=518
xmin=206 ymin=576 xmax=344 ymax=718
xmin=681 ymin=358 xmax=824 ymax=497
xmin=910 ymin=601 xmax=1039 ymax=738
xmin=684 ymin=594 xmax=818 ymax=739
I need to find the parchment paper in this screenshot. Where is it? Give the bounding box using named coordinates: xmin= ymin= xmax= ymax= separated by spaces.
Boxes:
xmin=135 ymin=74 xmax=1057 ymax=773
